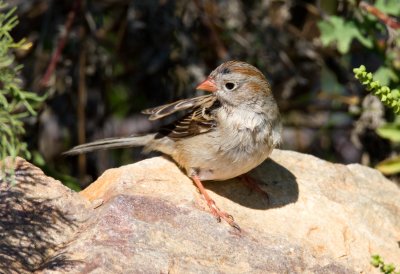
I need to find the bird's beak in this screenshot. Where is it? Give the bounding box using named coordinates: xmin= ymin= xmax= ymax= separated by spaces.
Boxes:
xmin=196 ymin=77 xmax=217 ymax=92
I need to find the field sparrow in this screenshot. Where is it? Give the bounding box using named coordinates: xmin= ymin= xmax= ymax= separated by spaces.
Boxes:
xmin=65 ymin=61 xmax=282 ymax=230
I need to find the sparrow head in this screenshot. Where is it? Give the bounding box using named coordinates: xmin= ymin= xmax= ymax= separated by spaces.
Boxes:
xmin=196 ymin=61 xmax=273 ymax=108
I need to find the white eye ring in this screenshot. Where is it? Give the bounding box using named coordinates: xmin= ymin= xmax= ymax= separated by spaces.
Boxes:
xmin=224 ymin=82 xmax=236 ymax=90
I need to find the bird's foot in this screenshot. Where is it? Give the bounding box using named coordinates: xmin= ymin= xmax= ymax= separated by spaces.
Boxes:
xmin=191 ymin=174 xmax=241 ymax=231
xmin=206 ymin=197 xmax=240 ymax=231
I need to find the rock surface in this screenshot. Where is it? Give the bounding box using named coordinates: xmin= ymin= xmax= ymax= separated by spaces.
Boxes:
xmin=0 ymin=157 xmax=90 ymax=273
xmin=1 ymin=150 xmax=400 ymax=273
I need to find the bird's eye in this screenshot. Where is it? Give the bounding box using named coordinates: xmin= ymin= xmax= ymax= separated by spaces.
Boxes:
xmin=224 ymin=82 xmax=235 ymax=90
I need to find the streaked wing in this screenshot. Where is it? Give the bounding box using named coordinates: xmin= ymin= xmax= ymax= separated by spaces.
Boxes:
xmin=142 ymin=94 xmax=214 ymax=120
xmin=155 ymin=95 xmax=220 ymax=140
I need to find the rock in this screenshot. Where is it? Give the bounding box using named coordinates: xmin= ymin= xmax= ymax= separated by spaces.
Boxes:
xmin=1 ymin=150 xmax=399 ymax=273
xmin=0 ymin=157 xmax=91 ymax=273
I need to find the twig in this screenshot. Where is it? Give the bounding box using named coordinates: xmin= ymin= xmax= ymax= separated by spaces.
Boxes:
xmin=39 ymin=0 xmax=81 ymax=87
xmin=359 ymin=1 xmax=400 ymax=30
xmin=78 ymin=26 xmax=87 ymax=181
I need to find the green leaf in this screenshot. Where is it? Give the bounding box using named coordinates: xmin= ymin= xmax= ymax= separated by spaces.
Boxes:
xmin=1 ymin=123 xmax=13 ymax=138
xmin=318 ymin=16 xmax=373 ymax=54
xmin=376 ymin=156 xmax=400 ymax=175
xmin=0 ymin=2 xmax=46 ymax=163
xmin=374 ymin=66 xmax=399 ymax=86
xmin=371 ymin=255 xmax=382 ymax=267
xmin=382 ymin=263 xmax=396 ymax=273
xmin=0 ymin=92 xmax=8 ymax=107
xmin=377 ymin=123 xmax=400 ymax=142
xmin=375 ymin=0 xmax=400 ymax=16
xmin=0 ymin=55 xmax=14 ymax=68
xmin=31 ymin=151 xmax=45 ymax=166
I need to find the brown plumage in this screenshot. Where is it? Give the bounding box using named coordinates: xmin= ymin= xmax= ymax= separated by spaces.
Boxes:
xmin=64 ymin=61 xmax=282 ymax=230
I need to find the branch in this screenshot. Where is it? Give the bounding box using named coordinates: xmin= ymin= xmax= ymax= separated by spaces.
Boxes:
xmin=360 ymin=1 xmax=400 ymax=30
xmin=39 ymin=0 xmax=81 ymax=87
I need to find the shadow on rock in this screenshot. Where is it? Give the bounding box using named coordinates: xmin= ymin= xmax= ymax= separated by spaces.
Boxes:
xmin=204 ymin=158 xmax=298 ymax=210
xmin=0 ymin=159 xmax=82 ymax=273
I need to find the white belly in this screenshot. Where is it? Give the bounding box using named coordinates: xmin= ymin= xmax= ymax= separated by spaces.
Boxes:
xmin=197 ymin=145 xmax=272 ymax=181
xmin=175 ymin=126 xmax=274 ymax=181
xmin=172 ymin=106 xmax=281 ymax=181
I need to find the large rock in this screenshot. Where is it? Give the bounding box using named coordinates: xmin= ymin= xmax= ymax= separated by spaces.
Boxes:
xmin=1 ymin=150 xmax=399 ymax=273
xmin=0 ymin=157 xmax=91 ymax=273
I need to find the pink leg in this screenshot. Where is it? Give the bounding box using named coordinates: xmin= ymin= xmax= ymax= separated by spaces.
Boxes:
xmin=239 ymin=174 xmax=270 ymax=204
xmin=191 ymin=175 xmax=240 ymax=231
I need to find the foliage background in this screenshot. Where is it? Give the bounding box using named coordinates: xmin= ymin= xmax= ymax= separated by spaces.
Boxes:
xmin=7 ymin=0 xmax=400 ymax=189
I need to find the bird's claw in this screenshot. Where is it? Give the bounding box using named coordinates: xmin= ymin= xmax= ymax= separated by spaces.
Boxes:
xmin=207 ymin=200 xmax=240 ymax=230
xmin=191 ymin=175 xmax=241 ymax=231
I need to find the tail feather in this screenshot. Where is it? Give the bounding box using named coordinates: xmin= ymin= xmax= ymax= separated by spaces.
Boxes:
xmin=63 ymin=135 xmax=155 ymax=155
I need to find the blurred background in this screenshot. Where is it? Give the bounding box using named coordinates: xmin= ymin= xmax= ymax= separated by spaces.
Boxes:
xmin=7 ymin=0 xmax=400 ymax=189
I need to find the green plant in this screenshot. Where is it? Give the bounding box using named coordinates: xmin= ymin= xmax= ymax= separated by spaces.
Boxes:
xmin=318 ymin=0 xmax=400 ymax=90
xmin=318 ymin=0 xmax=400 ymax=174
xmin=353 ymin=65 xmax=400 ymax=174
xmin=0 ymin=2 xmax=45 ymax=179
xmin=318 ymin=0 xmax=400 ymax=55
xmin=318 ymin=14 xmax=373 ymax=54
xmin=353 ymin=65 xmax=400 ymax=114
xmin=371 ymin=255 xmax=400 ymax=274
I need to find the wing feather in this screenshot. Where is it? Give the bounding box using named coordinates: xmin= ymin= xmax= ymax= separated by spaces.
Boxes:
xmin=142 ymin=94 xmax=214 ymax=120
xmin=153 ymin=95 xmax=220 ymax=140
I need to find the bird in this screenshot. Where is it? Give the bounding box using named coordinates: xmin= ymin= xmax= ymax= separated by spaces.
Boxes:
xmin=64 ymin=60 xmax=282 ymax=230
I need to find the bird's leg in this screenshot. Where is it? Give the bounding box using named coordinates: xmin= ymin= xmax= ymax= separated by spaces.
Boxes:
xmin=191 ymin=174 xmax=240 ymax=231
xmin=239 ymin=174 xmax=270 ymax=204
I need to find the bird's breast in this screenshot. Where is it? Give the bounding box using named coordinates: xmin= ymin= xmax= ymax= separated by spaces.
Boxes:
xmin=216 ymin=108 xmax=273 ymax=152
xmin=174 ymin=107 xmax=277 ymax=181
xmin=194 ymin=109 xmax=274 ymax=180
